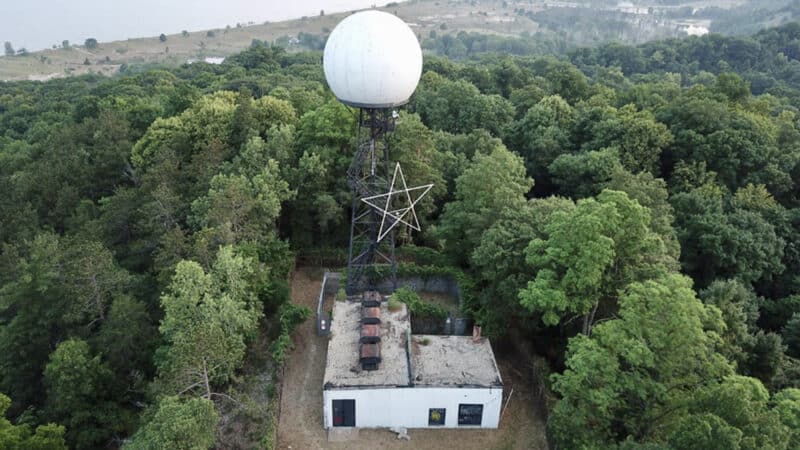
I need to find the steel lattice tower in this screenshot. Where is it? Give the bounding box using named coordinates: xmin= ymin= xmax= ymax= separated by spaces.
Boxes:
xmin=322 ymin=11 xmax=425 ymax=295
xmin=345 ymin=109 xmax=397 ymax=294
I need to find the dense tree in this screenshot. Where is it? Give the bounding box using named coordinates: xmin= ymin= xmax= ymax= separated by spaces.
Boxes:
xmin=470 ymin=197 xmax=575 ymax=336
xmin=549 ymin=147 xmax=620 ymax=198
xmin=699 ymin=281 xmax=759 ymax=365
xmin=519 ymin=190 xmax=675 ymax=335
xmin=579 ymin=104 xmax=673 ymax=174
xmin=784 ymin=313 xmax=800 ymax=358
xmin=657 ymin=85 xmax=798 ymax=196
xmin=155 ymin=247 xmax=260 ymax=398
xmin=387 ymin=112 xmax=447 ymax=224
xmin=3 ymin=19 xmax=800 ymax=448
xmin=603 ymin=167 xmax=680 ymax=259
xmin=672 ymin=187 xmax=785 ymax=288
xmin=188 ymin=160 xmax=293 ymax=261
xmin=61 ymin=238 xmax=134 ymax=325
xmin=437 ymin=144 xmax=533 ymax=265
xmin=549 ymin=274 xmax=733 ymax=448
xmin=773 ymin=388 xmax=800 ymax=448
xmin=43 ymin=339 xmax=125 ymax=449
xmin=504 ymin=95 xmax=575 ymax=194
xmin=0 ymin=394 xmax=66 ymax=450
xmin=92 ymin=296 xmax=157 ymax=381
xmin=124 ymin=396 xmax=217 ymax=450
xmin=682 ymin=376 xmax=792 ymax=449
xmin=529 ymin=57 xmax=591 ymax=103
xmin=0 ymin=234 xmax=69 ymax=412
xmin=412 ymin=71 xmax=514 ymax=136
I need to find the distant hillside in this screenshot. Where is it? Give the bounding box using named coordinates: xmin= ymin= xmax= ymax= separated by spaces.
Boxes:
xmin=0 ymin=0 xmax=795 ymax=81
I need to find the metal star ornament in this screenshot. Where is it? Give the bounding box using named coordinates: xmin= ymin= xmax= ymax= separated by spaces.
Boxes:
xmin=360 ymin=163 xmax=433 ymax=242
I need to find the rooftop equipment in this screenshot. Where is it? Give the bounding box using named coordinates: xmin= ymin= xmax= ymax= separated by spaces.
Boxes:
xmin=360 ymin=342 xmax=382 ymax=371
xmin=361 ymin=306 xmax=381 ymax=325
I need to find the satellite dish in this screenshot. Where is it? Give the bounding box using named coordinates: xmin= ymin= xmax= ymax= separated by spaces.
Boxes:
xmin=323 ymin=11 xmax=423 ymax=108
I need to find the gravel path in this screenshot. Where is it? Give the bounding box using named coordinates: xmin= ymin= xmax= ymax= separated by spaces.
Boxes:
xmin=276 ymin=267 xmax=549 ymax=450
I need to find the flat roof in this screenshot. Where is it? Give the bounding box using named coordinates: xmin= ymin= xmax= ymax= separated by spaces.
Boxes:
xmin=324 ymin=301 xmax=411 ymax=388
xmin=411 ymin=335 xmax=503 ymax=387
xmin=323 ymin=298 xmax=504 ymax=389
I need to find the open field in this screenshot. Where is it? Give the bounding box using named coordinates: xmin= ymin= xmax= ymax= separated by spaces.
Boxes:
xmin=275 ymin=267 xmax=548 ymax=450
xmin=0 ymin=0 xmax=759 ymax=82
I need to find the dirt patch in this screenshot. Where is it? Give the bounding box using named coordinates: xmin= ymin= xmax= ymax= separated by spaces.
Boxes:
xmin=276 ymin=267 xmax=549 ymax=450
xmin=276 ymin=267 xmax=328 ymax=449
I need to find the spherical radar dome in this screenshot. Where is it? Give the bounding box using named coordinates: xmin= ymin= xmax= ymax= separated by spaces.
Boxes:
xmin=323 ymin=11 xmax=423 ymax=108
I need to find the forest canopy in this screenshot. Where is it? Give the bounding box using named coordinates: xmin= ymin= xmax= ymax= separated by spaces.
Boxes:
xmin=3 ymin=22 xmax=800 ymax=449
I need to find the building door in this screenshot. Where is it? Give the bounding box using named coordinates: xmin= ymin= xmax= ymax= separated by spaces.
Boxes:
xmin=332 ymin=399 xmax=356 ymax=427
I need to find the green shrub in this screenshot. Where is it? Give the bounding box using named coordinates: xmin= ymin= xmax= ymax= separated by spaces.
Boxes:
xmin=391 ymin=287 xmax=448 ymax=319
xmin=368 ymin=263 xmax=476 ymax=316
xmin=336 ymin=287 xmax=346 ymax=302
xmin=388 ymin=297 xmax=403 ymax=311
xmin=396 ymin=245 xmax=451 ymax=266
xmin=269 ymin=303 xmax=311 ymax=364
xmin=278 ymin=303 xmax=310 ymax=332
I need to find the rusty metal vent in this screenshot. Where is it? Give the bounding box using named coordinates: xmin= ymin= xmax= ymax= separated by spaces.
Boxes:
xmin=361 ymin=290 xmax=381 ymax=307
xmin=360 ymin=342 xmax=382 ymax=371
xmin=361 ymin=306 xmax=381 ymax=324
xmin=360 ymin=323 xmax=381 ymax=344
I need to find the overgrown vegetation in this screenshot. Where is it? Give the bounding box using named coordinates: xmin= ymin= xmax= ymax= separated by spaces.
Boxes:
xmin=269 ymin=303 xmax=312 ymax=365
xmin=391 ymin=287 xmax=448 ymax=320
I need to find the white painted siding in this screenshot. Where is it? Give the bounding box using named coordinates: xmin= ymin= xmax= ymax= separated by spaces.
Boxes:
xmin=323 ymin=386 xmax=503 ymax=429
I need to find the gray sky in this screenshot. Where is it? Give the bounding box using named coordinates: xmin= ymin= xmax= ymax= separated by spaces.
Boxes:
xmin=1 ymin=0 xmax=395 ymax=51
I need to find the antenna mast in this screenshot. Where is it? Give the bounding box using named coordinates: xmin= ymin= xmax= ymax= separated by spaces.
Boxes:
xmin=323 ymin=11 xmax=429 ymax=294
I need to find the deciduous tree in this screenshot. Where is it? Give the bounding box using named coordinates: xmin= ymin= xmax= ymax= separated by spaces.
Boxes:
xmin=437 ymin=145 xmax=533 ymax=265
xmin=124 ymin=396 xmax=217 ymax=450
xmin=0 ymin=394 xmax=66 ymax=450
xmin=519 ymin=190 xmax=673 ymax=334
xmin=549 ymin=274 xmax=732 ymax=448
xmin=43 ymin=339 xmax=123 ymax=449
xmin=155 ymin=247 xmax=260 ymax=399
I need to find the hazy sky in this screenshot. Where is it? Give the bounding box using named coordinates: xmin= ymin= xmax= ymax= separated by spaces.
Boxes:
xmin=1 ymin=0 xmax=397 ymax=51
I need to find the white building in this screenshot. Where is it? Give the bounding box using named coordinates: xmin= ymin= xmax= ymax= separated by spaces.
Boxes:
xmin=323 ymin=297 xmax=503 ymax=429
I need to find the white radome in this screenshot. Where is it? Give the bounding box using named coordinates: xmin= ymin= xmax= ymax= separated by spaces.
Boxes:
xmin=323 ymin=11 xmax=423 ymax=108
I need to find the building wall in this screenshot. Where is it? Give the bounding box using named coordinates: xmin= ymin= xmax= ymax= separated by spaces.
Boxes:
xmin=323 ymin=386 xmax=503 ymax=429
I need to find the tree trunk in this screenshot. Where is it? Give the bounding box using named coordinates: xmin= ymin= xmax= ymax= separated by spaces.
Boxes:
xmin=582 ymin=313 xmax=590 ymax=335
xmin=582 ymin=303 xmax=600 ymax=336
xmin=202 ymin=358 xmax=211 ymax=400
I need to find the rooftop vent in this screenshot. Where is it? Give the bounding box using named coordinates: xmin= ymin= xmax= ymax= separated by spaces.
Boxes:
xmin=360 ymin=342 xmax=382 ymax=371
xmin=361 ymin=290 xmax=382 ymax=307
xmin=361 ymin=306 xmax=381 ymax=325
xmin=360 ymin=323 xmax=381 ymax=344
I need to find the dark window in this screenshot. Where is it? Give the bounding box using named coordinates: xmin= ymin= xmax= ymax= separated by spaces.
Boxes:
xmin=428 ymin=408 xmax=446 ymax=426
xmin=332 ymin=399 xmax=355 ymax=427
xmin=458 ymin=404 xmax=483 ymax=426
